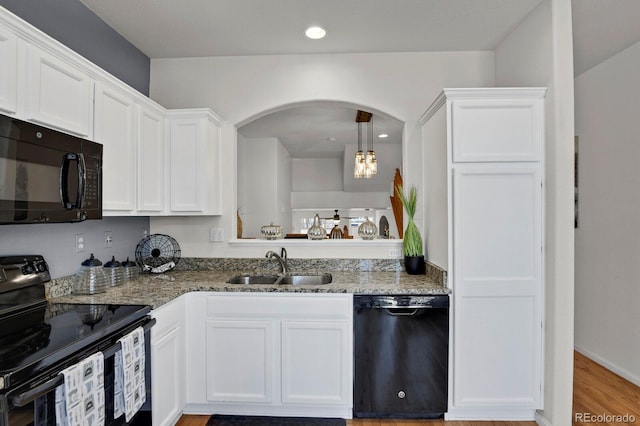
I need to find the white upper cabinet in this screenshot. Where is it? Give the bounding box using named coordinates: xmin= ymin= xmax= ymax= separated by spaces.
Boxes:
xmin=166 ymin=109 xmax=222 ymax=215
xmin=24 ymin=45 xmax=93 ymax=137
xmin=137 ymin=99 xmax=166 ymax=213
xmin=94 ymin=81 xmax=137 ymax=212
xmin=449 ymin=89 xmax=544 ymax=163
xmin=0 ymin=7 xmax=225 ymax=217
xmin=0 ymin=26 xmax=17 ymax=115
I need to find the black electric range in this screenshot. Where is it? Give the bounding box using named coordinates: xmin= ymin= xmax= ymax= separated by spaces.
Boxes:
xmin=0 ymin=255 xmax=154 ymax=426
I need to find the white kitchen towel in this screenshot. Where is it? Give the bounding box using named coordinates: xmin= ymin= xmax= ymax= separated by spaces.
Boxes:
xmin=114 ymin=326 xmax=146 ymax=422
xmin=55 ymin=352 xmax=105 ymax=426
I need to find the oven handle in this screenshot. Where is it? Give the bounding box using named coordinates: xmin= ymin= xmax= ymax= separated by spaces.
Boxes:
xmin=11 ymin=317 xmax=156 ymax=408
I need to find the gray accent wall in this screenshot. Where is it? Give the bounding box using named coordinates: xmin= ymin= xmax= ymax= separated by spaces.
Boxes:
xmin=0 ymin=0 xmax=150 ymax=95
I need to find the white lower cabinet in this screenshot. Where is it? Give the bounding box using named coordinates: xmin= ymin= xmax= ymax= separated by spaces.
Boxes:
xmin=205 ymin=319 xmax=275 ymax=403
xmin=183 ymin=293 xmax=353 ymax=419
xmin=281 ymin=320 xmax=351 ymax=406
xmin=151 ymin=297 xmax=186 ymax=426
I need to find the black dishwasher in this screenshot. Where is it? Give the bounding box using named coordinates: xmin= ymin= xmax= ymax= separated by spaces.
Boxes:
xmin=353 ymin=294 xmax=449 ymax=418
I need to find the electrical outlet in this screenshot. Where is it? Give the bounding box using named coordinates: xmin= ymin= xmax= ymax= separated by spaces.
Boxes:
xmin=75 ymin=234 xmax=85 ymax=252
xmin=388 ymin=248 xmax=401 ymax=257
xmin=104 ymin=231 xmax=113 ymax=248
xmin=209 ymin=228 xmax=224 ymax=242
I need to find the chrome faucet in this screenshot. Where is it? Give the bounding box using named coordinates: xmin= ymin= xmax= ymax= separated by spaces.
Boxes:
xmin=265 ymin=247 xmax=288 ymax=275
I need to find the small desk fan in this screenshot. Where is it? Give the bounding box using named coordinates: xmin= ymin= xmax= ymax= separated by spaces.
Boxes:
xmin=135 ymin=234 xmax=181 ymax=273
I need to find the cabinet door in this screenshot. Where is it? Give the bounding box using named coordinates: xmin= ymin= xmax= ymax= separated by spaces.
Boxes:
xmin=151 ymin=326 xmax=182 ymax=426
xmin=281 ymin=321 xmax=352 ymax=406
xmin=95 ymin=81 xmax=136 ymax=212
xmin=451 ymin=164 xmax=542 ymax=409
xmin=451 ymin=98 xmax=543 ymax=162
xmin=0 ymin=26 xmax=17 ymax=114
xmin=25 ymin=45 xmax=93 ymax=137
xmin=151 ymin=300 xmax=185 ymax=426
xmin=137 ymin=101 xmax=165 ymax=213
xmin=168 ymin=118 xmax=205 ymax=212
xmin=206 ymin=319 xmax=275 ymax=403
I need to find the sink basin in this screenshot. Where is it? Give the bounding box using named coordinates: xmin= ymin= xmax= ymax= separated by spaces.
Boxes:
xmin=227 ymin=273 xmax=332 ymax=285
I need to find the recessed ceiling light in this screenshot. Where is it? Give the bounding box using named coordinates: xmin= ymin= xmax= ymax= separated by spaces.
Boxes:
xmin=305 ymin=26 xmax=326 ymax=40
xmin=378 ymin=133 xmax=389 ymax=139
xmin=326 ymin=137 xmax=337 ymax=142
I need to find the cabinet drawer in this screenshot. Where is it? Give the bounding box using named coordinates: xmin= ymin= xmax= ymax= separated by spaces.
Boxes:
xmin=151 ymin=296 xmax=185 ymax=338
xmin=206 ymin=293 xmax=352 ymax=319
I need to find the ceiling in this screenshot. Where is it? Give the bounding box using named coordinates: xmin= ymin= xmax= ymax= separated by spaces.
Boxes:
xmin=78 ymin=0 xmax=640 ymax=159
xmin=79 ymin=0 xmax=543 ymax=58
xmin=238 ymin=103 xmax=403 ymax=159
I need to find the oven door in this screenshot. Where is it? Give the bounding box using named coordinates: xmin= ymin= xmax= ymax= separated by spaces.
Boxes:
xmin=1 ymin=318 xmax=154 ymax=426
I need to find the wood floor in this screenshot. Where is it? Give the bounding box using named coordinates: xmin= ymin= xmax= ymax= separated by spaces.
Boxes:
xmin=177 ymin=351 xmax=640 ymax=426
xmin=573 ymin=351 xmax=640 ymax=425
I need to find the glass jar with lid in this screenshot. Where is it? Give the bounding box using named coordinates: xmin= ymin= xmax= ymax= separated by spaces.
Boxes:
xmin=73 ymin=254 xmax=109 ymax=294
xmin=358 ymin=216 xmax=378 ymax=240
xmin=307 ymin=213 xmax=326 ymax=240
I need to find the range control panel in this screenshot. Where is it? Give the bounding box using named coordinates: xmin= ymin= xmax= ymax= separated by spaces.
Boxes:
xmin=0 ymin=255 xmax=51 ymax=288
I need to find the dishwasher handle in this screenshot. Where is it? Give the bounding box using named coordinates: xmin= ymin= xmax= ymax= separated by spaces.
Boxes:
xmin=385 ymin=308 xmax=421 ymax=316
xmin=355 ymin=295 xmax=449 ymax=310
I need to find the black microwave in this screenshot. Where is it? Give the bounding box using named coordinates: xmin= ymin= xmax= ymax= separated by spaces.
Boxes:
xmin=0 ymin=113 xmax=102 ymax=224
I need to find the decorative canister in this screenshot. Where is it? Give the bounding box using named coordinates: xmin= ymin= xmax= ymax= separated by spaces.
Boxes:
xmin=73 ymin=254 xmax=109 ymax=295
xmin=104 ymin=256 xmax=125 ymax=286
xmin=307 ymin=213 xmax=326 ymax=240
xmin=261 ymin=223 xmax=283 ymax=240
xmin=358 ymin=217 xmax=378 ymax=240
xmin=121 ymin=257 xmax=138 ymax=282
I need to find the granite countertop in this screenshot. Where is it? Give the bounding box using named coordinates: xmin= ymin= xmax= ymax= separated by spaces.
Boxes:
xmin=50 ymin=270 xmax=450 ymax=309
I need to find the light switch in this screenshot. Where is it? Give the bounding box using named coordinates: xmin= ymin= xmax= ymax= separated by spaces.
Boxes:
xmin=209 ymin=228 xmax=224 ymax=242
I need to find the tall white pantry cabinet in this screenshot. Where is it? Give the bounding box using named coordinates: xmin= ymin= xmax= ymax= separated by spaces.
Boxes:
xmin=422 ymin=88 xmax=545 ymax=420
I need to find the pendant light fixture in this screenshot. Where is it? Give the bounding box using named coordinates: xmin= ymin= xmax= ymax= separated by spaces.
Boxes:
xmin=354 ymin=110 xmax=377 ymax=179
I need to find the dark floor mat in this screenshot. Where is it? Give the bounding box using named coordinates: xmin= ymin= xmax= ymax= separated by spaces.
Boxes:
xmin=206 ymin=414 xmax=346 ymax=426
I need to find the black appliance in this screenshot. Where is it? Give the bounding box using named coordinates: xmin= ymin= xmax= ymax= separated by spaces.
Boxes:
xmin=0 ymin=255 xmax=154 ymax=425
xmin=353 ymin=294 xmax=449 ymax=418
xmin=0 ymin=113 xmax=102 ymax=224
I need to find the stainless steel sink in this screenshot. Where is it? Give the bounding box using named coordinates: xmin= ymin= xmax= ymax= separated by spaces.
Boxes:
xmin=226 ymin=273 xmax=332 ymax=285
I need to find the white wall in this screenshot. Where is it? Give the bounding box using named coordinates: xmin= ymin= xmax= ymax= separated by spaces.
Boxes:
xmin=292 ymin=158 xmax=342 ymax=191
xmin=574 ymin=39 xmax=640 ymax=386
xmin=149 ymin=51 xmax=495 ymax=258
xmin=495 ymin=0 xmax=576 ymax=424
xmin=422 ymin=104 xmax=448 ymax=269
xmin=237 ymin=137 xmax=291 ymax=237
xmin=342 ymin=143 xmax=402 ymax=192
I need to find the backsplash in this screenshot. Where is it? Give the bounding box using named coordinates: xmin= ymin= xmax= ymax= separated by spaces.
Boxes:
xmin=175 ymin=257 xmax=404 ymax=273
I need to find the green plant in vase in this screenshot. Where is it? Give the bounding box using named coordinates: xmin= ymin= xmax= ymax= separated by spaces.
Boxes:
xmin=396 ymin=184 xmax=425 ymax=274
